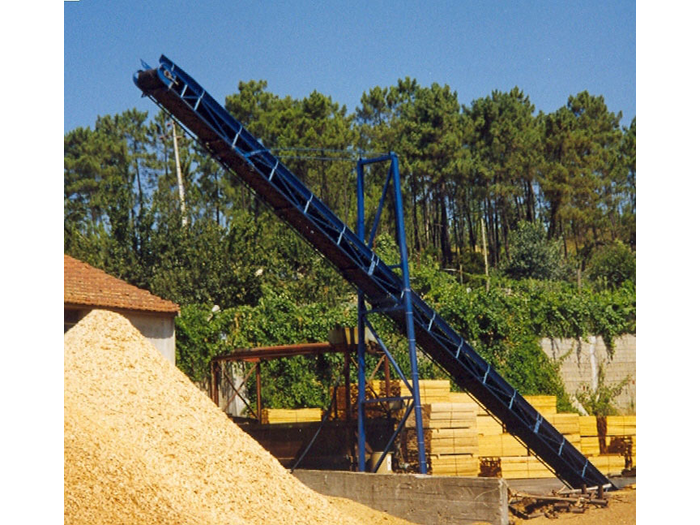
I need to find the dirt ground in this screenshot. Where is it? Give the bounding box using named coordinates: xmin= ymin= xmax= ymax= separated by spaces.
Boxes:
xmin=514 ymin=485 xmax=635 ymax=525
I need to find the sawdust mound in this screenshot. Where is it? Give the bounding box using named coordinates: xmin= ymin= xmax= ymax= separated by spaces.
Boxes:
xmin=64 ymin=310 xmax=411 ymax=525
xmin=64 ymin=400 xmax=221 ymax=524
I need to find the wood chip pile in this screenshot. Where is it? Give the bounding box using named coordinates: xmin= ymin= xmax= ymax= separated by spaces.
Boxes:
xmin=64 ymin=310 xmax=416 ymax=525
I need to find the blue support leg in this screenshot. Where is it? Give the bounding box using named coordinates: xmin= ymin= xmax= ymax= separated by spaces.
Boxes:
xmin=390 ymin=154 xmax=427 ymax=474
xmin=356 ymin=161 xmax=367 ymax=472
xmin=357 ymin=296 xmax=367 ymax=472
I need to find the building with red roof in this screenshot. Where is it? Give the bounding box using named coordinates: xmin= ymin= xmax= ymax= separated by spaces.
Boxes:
xmin=64 ymin=254 xmax=180 ymax=364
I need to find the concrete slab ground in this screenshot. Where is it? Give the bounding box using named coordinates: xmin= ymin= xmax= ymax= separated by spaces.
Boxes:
xmin=293 ymin=469 xmax=509 ymax=525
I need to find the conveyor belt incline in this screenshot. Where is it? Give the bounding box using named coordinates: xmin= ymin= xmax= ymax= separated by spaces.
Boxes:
xmin=134 ymin=55 xmax=614 ymax=490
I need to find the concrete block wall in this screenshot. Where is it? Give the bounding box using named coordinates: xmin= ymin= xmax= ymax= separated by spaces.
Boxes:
xmin=540 ymin=334 xmax=636 ymax=413
xmin=294 ymin=470 xmax=509 ymax=525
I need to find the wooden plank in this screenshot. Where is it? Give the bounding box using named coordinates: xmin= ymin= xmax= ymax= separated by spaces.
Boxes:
xmin=579 ymin=416 xmax=598 ymax=437
xmin=522 ymin=395 xmax=557 ymax=417
xmin=406 ymin=403 xmax=477 ymax=429
xmin=580 ymin=436 xmax=600 ymax=456
xmin=501 ymin=456 xmax=556 ymax=479
xmin=449 ymin=392 xmax=490 ymax=416
xmin=605 ymin=415 xmax=636 ymax=436
xmin=476 ymin=415 xmax=504 ymax=436
xmin=478 ymin=435 xmax=528 ymax=457
xmin=550 ymin=414 xmax=580 ymax=435
xmin=430 ymin=454 xmax=480 ymax=476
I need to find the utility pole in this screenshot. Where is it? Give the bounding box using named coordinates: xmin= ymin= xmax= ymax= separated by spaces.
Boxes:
xmin=481 ymin=217 xmax=489 ymax=292
xmin=158 ymin=120 xmax=188 ymax=227
xmin=158 ymin=120 xmax=187 ymax=226
xmin=170 ymin=120 xmax=187 ymax=227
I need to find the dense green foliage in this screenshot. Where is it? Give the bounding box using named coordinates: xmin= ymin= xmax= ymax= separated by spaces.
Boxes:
xmin=65 ymin=79 xmax=635 ymax=413
xmin=502 ymin=221 xmax=571 ymax=281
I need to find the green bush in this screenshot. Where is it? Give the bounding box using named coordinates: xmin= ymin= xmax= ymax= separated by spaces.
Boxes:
xmin=503 ymin=221 xmax=570 ymax=281
xmin=586 ymin=240 xmax=636 ymax=289
xmin=175 ymin=253 xmax=635 ymax=412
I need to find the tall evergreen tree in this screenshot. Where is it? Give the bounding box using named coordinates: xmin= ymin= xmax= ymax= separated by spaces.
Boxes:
xmin=463 ymin=88 xmax=542 ymax=267
xmin=540 ymin=92 xmax=624 ymax=256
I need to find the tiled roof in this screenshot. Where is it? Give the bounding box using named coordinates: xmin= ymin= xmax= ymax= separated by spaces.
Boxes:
xmin=64 ymin=254 xmax=179 ymax=315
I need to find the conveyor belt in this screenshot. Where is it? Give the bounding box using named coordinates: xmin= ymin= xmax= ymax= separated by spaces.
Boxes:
xmin=134 ymin=55 xmax=614 ymax=489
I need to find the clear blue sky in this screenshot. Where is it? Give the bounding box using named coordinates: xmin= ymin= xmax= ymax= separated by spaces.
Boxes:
xmin=64 ymin=0 xmax=635 ymax=132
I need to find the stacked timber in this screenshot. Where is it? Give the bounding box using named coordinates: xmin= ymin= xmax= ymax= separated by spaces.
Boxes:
xmin=523 ymin=395 xmax=557 ymax=417
xmin=404 ymin=391 xmax=479 ymax=476
xmin=406 ymin=402 xmax=477 ymax=429
xmin=474 ymin=398 xmax=562 ymax=477
xmin=500 ymin=456 xmax=556 ymax=479
xmin=579 ymin=416 xmax=601 ymax=456
xmin=261 ymin=408 xmax=322 ymax=424
xmin=550 ymin=413 xmax=582 ymax=451
xmin=501 ymin=410 xmax=581 ymax=479
xmin=604 ymin=415 xmax=636 ymax=436
xmin=472 ymin=397 xmax=558 ymax=479
xmin=331 ymin=378 xmax=636 ymax=478
xmin=576 ymin=414 xmax=636 ymax=471
xmin=467 ymin=392 xmax=636 ymax=479
xmin=428 ymin=454 xmax=480 ymax=477
xmin=601 ymin=415 xmax=636 ymax=469
xmin=478 ymin=434 xmax=528 ymax=457
xmin=400 ymin=379 xmax=451 ymax=403
xmin=589 ymin=454 xmax=627 ymax=474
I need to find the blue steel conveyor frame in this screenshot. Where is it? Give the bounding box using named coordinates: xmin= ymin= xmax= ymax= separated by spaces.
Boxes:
xmin=134 ymin=55 xmax=615 ymax=490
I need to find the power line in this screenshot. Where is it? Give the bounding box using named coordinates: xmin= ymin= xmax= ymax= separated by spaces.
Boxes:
xmin=275 ymin=154 xmax=357 ymax=162
xmin=269 ymin=146 xmax=386 ymax=162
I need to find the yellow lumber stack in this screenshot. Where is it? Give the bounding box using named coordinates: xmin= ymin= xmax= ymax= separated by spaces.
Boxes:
xmin=475 ymin=402 xmax=565 ymax=478
xmin=589 ymin=454 xmax=627 ymax=475
xmin=523 ymin=395 xmax=557 ymax=417
xmin=605 ymin=415 xmax=636 ymax=436
xmin=448 ymin=391 xmax=488 ymax=415
xmin=550 ymin=413 xmax=580 ymax=434
xmin=579 ymin=416 xmax=598 ymax=436
xmin=260 ymin=408 xmax=322 ymax=424
xmin=332 ymin=379 xmax=454 ymax=418
xmin=578 ymin=415 xmax=635 ymax=471
xmin=580 ymin=436 xmax=601 ymax=456
xmin=405 ymin=394 xmax=479 ymax=476
xmin=550 ymin=413 xmax=581 ymax=451
xmin=478 ymin=434 xmax=528 ymax=457
xmin=423 ymin=428 xmax=479 ymax=455
xmin=407 ymin=402 xmax=477 ymax=429
xmin=500 ymin=457 xmax=556 ymax=479
xmin=430 ymin=454 xmax=480 ymax=477
xmin=400 ymin=379 xmax=451 ymax=403
xmin=339 ymin=377 xmax=638 ymax=479
xmin=603 ymin=418 xmax=636 ymax=470
xmin=579 ymin=416 xmax=600 ymax=456
xmin=476 ymin=415 xmax=504 ymax=436
xmin=466 ymin=389 xmax=635 ymax=479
